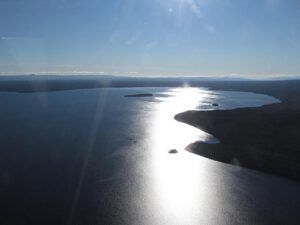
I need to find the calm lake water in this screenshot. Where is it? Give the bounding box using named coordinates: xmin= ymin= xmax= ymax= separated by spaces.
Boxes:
xmin=0 ymin=87 xmax=299 ymax=225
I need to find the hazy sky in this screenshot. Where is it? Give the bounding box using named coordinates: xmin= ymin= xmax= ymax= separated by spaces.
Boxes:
xmin=0 ymin=0 xmax=300 ymax=76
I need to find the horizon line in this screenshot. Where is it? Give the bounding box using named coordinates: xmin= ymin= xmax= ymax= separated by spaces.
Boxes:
xmin=0 ymin=73 xmax=299 ymax=81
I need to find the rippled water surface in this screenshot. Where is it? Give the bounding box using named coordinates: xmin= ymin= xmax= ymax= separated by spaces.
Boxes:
xmin=0 ymin=87 xmax=299 ymax=225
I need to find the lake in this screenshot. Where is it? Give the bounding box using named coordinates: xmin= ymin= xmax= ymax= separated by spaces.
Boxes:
xmin=0 ymin=87 xmax=299 ymax=225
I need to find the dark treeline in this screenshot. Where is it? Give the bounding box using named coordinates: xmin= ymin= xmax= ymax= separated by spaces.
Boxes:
xmin=175 ymin=80 xmax=300 ymax=180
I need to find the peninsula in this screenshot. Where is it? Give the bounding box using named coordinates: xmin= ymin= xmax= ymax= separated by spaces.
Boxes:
xmin=175 ymin=81 xmax=300 ymax=181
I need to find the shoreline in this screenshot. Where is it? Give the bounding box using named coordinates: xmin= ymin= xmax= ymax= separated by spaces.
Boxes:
xmin=174 ymin=82 xmax=300 ymax=181
xmin=0 ymin=78 xmax=299 ymax=180
xmin=0 ymin=79 xmax=299 ymax=93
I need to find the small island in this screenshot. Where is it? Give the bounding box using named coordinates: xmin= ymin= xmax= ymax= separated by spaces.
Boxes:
xmin=124 ymin=93 xmax=153 ymax=97
xmin=168 ymin=149 xmax=178 ymax=154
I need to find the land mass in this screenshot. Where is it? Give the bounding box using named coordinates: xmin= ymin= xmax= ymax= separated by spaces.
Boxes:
xmin=0 ymin=76 xmax=299 ymax=180
xmin=175 ymin=81 xmax=300 ymax=181
xmin=124 ymin=93 xmax=153 ymax=97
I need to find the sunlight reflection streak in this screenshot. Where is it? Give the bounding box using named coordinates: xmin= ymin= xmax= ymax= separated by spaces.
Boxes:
xmin=149 ymin=87 xmax=215 ymax=223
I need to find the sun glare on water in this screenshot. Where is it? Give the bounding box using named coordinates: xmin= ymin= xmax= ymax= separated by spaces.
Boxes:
xmin=146 ymin=87 xmax=218 ymax=224
xmin=152 ymin=87 xmax=215 ymax=150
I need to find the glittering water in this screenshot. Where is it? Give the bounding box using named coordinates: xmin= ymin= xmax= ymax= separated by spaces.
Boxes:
xmin=0 ymin=87 xmax=299 ymax=225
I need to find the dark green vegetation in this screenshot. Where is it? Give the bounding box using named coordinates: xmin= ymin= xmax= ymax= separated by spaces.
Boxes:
xmin=175 ymin=80 xmax=300 ymax=181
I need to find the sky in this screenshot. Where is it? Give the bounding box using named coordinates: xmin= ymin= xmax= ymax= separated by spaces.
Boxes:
xmin=0 ymin=0 xmax=300 ymax=77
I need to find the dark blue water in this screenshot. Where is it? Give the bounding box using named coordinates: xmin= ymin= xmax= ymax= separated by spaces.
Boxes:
xmin=0 ymin=87 xmax=299 ymax=225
